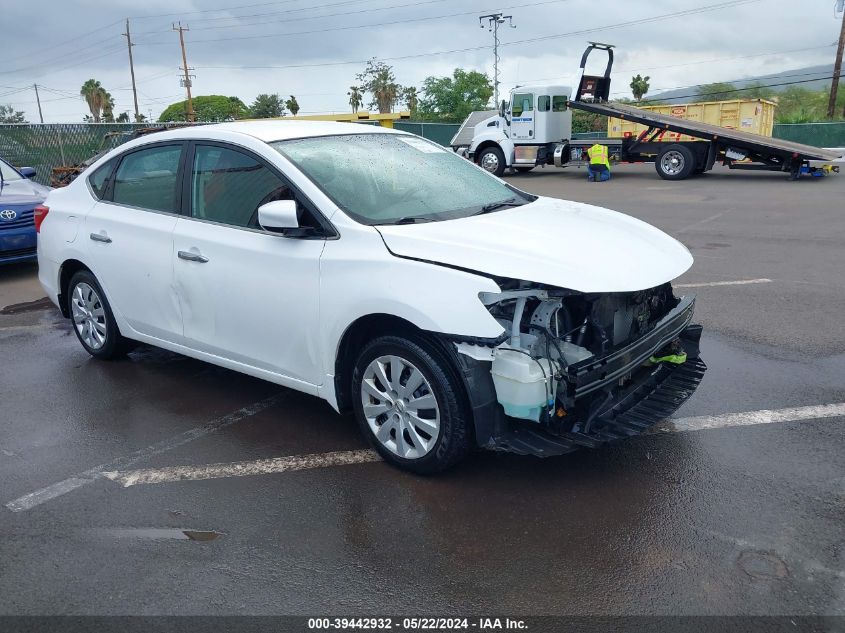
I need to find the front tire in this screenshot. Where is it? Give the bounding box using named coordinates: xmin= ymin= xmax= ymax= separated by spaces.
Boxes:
xmin=477 ymin=146 xmax=506 ymax=177
xmin=67 ymin=270 xmax=131 ymax=360
xmin=656 ymin=144 xmax=695 ymax=180
xmin=351 ymin=335 xmax=471 ymax=474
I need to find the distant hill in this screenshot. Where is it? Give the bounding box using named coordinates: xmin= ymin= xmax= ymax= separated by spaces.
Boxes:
xmin=651 ymin=64 xmax=834 ymax=103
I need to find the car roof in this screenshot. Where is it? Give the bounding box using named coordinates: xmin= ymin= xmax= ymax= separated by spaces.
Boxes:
xmin=144 ymin=120 xmax=403 ymax=144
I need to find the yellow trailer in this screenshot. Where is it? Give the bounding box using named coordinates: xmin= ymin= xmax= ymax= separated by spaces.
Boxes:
xmin=608 ymin=99 xmax=776 ymax=142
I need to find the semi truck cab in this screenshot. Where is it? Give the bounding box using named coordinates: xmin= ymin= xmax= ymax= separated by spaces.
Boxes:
xmin=467 ymin=84 xmax=575 ymax=176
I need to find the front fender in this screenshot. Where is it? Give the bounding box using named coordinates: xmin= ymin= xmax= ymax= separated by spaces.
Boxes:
xmin=317 ymin=225 xmax=504 ymax=405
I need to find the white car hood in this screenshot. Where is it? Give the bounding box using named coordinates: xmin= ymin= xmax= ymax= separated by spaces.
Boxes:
xmin=376 ymin=197 xmax=693 ymax=293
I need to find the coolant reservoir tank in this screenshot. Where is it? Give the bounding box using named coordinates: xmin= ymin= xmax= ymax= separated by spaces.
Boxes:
xmin=490 ymin=348 xmax=555 ymax=423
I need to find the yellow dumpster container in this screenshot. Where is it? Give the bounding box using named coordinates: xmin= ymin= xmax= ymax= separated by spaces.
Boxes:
xmin=608 ymin=99 xmax=776 ymax=142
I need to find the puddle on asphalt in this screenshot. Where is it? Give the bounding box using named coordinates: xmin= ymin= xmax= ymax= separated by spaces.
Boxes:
xmin=101 ymin=528 xmax=222 ymax=541
xmin=0 ymin=297 xmax=54 ymax=315
xmin=737 ymin=550 xmax=789 ymax=580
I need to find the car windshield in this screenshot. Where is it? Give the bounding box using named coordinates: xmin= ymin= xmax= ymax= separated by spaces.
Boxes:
xmin=0 ymin=159 xmax=23 ymax=182
xmin=272 ymin=133 xmax=532 ymax=225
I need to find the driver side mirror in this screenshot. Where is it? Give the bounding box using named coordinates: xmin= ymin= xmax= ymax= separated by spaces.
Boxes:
xmin=19 ymin=167 xmax=36 ymax=179
xmin=258 ymin=199 xmax=299 ymax=235
xmin=499 ymin=99 xmax=507 ymax=118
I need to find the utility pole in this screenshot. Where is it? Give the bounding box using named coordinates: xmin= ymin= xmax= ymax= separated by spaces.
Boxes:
xmin=123 ymin=18 xmax=141 ymax=122
xmin=829 ymin=4 xmax=845 ymax=118
xmin=33 ymin=84 xmax=44 ymax=123
xmin=173 ymin=22 xmax=195 ymax=122
xmin=478 ymin=13 xmax=515 ymax=106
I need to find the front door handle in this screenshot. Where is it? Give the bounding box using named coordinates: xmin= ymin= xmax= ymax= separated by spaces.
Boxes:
xmin=89 ymin=232 xmax=112 ymax=244
xmin=178 ymin=250 xmax=209 ymax=263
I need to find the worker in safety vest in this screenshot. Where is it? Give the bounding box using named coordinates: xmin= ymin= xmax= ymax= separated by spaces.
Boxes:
xmin=586 ymin=143 xmax=611 ymax=182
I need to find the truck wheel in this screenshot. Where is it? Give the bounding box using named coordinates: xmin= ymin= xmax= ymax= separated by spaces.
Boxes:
xmin=352 ymin=335 xmax=471 ymax=474
xmin=477 ymin=147 xmax=506 ymax=177
xmin=656 ymin=144 xmax=695 ymax=180
xmin=514 ymin=166 xmax=534 ymax=174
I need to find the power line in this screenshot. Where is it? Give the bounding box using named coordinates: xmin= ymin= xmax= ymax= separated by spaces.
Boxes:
xmin=134 ymin=0 xmax=566 ymax=45
xmin=193 ymin=0 xmax=765 ymax=71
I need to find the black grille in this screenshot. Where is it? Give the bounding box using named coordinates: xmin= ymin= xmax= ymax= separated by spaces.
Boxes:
xmin=0 ymin=247 xmax=36 ymax=259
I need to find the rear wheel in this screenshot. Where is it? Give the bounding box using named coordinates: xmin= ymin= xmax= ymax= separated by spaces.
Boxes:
xmin=655 ymin=144 xmax=696 ymax=180
xmin=351 ymin=335 xmax=471 ymax=474
xmin=477 ymin=146 xmax=506 ymax=177
xmin=67 ymin=270 xmax=131 ymax=359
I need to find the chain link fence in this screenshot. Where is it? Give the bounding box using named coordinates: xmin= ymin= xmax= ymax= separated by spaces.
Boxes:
xmin=4 ymin=120 xmax=842 ymax=187
xmin=0 ymin=123 xmax=194 ymax=186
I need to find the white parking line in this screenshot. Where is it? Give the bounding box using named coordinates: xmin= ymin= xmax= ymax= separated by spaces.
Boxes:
xmin=675 ymin=278 xmax=772 ymax=288
xmin=655 ymin=402 xmax=845 ymax=433
xmin=4 ymin=393 xmax=285 ymax=513
xmin=100 ymin=402 xmax=845 ymax=488
xmin=104 ymin=449 xmax=381 ymax=487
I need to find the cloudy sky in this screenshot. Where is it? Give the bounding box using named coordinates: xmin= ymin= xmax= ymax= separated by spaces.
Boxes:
xmin=1 ymin=0 xmax=842 ymax=122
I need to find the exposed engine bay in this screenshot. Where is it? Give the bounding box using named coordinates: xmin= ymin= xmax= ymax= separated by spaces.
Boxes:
xmin=454 ymin=280 xmax=705 ymax=450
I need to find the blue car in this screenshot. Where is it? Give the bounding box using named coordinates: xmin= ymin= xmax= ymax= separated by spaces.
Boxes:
xmin=0 ymin=158 xmax=50 ymax=264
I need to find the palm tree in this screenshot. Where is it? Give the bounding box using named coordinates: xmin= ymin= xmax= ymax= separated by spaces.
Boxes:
xmin=348 ymin=86 xmax=363 ymax=113
xmin=372 ymin=68 xmax=398 ymax=114
xmin=80 ymin=79 xmax=108 ymax=123
xmin=403 ymin=86 xmax=418 ymax=115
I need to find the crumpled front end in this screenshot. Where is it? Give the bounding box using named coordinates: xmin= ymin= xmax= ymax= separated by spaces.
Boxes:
xmin=453 ymin=280 xmax=706 ymax=456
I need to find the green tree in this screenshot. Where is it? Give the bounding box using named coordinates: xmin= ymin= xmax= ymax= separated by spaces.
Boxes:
xmin=80 ymin=79 xmax=109 ymax=123
xmin=250 ymin=93 xmax=285 ymax=118
xmin=285 ymin=95 xmax=300 ymax=116
xmin=356 ymin=59 xmax=402 ymax=113
xmin=348 ymin=86 xmax=363 ymax=113
xmin=694 ymin=82 xmax=737 ymax=102
xmin=158 ymin=95 xmax=249 ymax=122
xmin=0 ymin=104 xmax=26 ymax=124
xmin=115 ymin=112 xmax=130 ymax=123
xmin=418 ymin=69 xmax=493 ymax=122
xmin=629 ymin=74 xmax=650 ymax=101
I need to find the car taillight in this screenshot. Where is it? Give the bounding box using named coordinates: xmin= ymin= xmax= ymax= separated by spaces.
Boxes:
xmin=33 ymin=205 xmax=49 ymax=233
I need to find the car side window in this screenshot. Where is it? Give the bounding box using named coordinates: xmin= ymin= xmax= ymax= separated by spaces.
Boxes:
xmin=112 ymin=145 xmax=182 ymax=212
xmin=552 ymin=96 xmax=568 ymax=112
xmin=538 ymin=96 xmax=550 ymax=112
xmin=88 ymin=158 xmax=116 ymax=200
xmin=191 ymin=144 xmax=318 ymax=230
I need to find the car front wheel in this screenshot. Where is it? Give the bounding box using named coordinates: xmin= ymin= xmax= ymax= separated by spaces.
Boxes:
xmin=67 ymin=270 xmax=131 ymax=359
xmin=352 ymin=335 xmax=471 ymax=474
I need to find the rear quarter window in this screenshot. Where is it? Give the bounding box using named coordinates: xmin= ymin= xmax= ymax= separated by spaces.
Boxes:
xmin=87 ymin=158 xmax=116 ymax=200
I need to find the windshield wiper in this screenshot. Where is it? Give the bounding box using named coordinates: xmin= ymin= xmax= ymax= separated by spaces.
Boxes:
xmin=391 ymin=216 xmax=435 ymax=225
xmin=477 ymin=197 xmax=524 ymax=214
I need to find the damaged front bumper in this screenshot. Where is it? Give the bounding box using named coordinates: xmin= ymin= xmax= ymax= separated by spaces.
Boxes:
xmin=489 ymin=324 xmax=706 ymax=456
xmin=451 ymin=295 xmax=706 ymax=457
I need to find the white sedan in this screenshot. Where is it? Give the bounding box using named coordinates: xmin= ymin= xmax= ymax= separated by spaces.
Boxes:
xmin=37 ymin=121 xmax=705 ymax=473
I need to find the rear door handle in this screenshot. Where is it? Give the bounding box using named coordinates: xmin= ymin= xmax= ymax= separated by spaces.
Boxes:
xmin=177 ymin=250 xmax=209 ymax=263
xmin=89 ymin=232 xmax=112 ymax=244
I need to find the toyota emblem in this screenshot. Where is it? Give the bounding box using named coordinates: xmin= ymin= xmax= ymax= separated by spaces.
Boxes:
xmin=0 ymin=209 xmax=17 ymax=221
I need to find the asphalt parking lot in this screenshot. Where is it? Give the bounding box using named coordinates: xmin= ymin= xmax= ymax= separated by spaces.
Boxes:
xmin=1 ymin=163 xmax=843 ymax=617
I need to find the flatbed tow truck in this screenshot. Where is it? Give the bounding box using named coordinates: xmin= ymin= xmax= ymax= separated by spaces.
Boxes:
xmin=454 ymin=43 xmax=843 ymax=180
